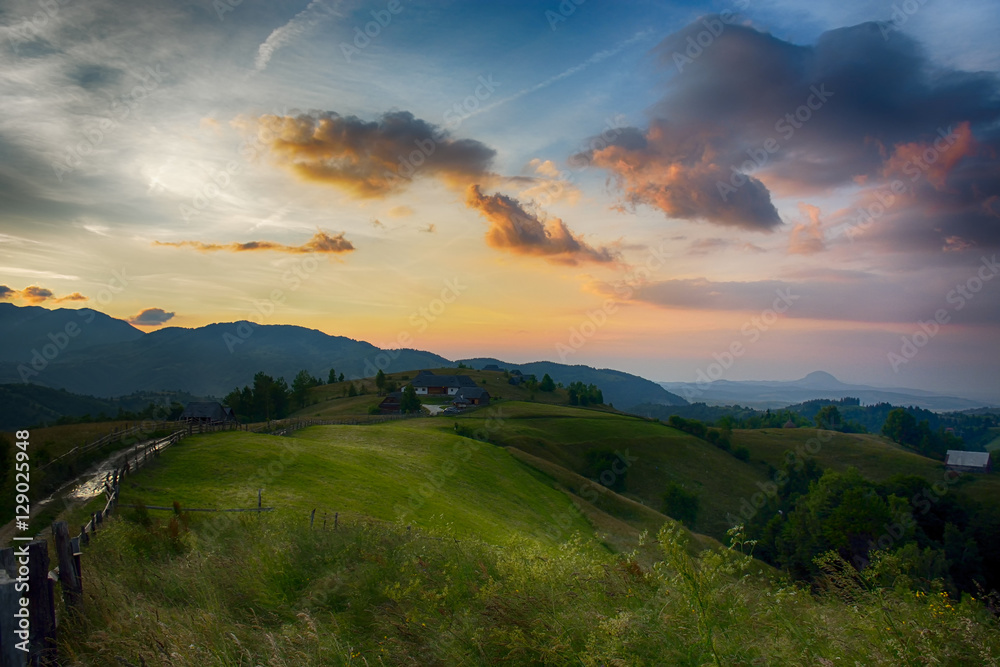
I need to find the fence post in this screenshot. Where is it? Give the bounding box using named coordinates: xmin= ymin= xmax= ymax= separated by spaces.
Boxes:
xmin=27 ymin=540 xmax=56 ymax=665
xmin=0 ymin=571 xmax=29 ymax=667
xmin=335 ymin=512 xmax=339 ymax=531
xmin=310 ymin=509 xmax=316 ymax=528
xmin=53 ymin=522 xmax=81 ymax=608
xmin=0 ymin=548 xmax=14 ymax=578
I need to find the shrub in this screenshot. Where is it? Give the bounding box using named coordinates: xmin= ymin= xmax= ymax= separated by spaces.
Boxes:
xmin=662 ymin=482 xmax=700 ymax=527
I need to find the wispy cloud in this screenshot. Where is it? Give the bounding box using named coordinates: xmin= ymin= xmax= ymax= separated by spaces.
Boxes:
xmin=154 ymin=230 xmax=355 ymax=254
xmin=469 ymin=30 xmax=653 ymax=118
xmin=788 ymin=203 xmax=826 ymax=255
xmin=0 ymin=267 xmax=80 ymax=280
xmin=254 ymin=0 xmax=342 ymax=72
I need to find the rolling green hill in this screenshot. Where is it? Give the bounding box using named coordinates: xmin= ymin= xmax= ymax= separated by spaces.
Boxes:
xmin=117 ymin=421 xmax=600 ymax=549
xmin=50 ymin=401 xmax=1000 ymax=665
xmin=452 ymin=403 xmax=1000 ymax=541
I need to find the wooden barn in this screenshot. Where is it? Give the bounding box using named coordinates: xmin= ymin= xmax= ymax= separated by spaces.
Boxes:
xmin=453 ymin=386 xmax=490 ymax=407
xmin=945 ymin=450 xmax=992 ymax=473
xmin=179 ymin=401 xmax=237 ymax=423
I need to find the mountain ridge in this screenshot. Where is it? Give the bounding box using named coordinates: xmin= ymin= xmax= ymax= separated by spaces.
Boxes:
xmin=659 ymin=371 xmax=994 ymax=411
xmin=0 ymin=304 xmax=679 ymax=410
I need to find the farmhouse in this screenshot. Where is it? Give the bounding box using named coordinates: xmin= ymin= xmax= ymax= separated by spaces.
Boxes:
xmin=179 ymin=401 xmax=237 ymax=423
xmin=945 ymin=450 xmax=992 ymax=473
xmin=483 ymin=364 xmax=503 ymax=371
xmin=453 ymin=386 xmax=490 ymax=408
xmin=411 ymin=371 xmax=477 ymax=395
xmin=507 ymin=370 xmax=537 ymax=386
xmin=378 ymin=391 xmax=402 ymax=414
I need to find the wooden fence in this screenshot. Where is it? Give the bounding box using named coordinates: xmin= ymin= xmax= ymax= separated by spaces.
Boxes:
xmin=0 ymin=416 xmax=403 ymax=665
xmin=0 ymin=427 xmax=175 ymax=665
xmin=38 ymin=423 xmax=152 ymax=472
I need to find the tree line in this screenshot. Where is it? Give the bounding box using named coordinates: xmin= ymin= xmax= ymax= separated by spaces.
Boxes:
xmin=224 ymin=368 xmax=334 ymax=422
xmin=743 ymin=459 xmax=1000 ymax=600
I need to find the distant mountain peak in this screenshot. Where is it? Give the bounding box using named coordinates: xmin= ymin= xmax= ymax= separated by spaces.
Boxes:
xmin=798 ymin=371 xmax=842 ymax=387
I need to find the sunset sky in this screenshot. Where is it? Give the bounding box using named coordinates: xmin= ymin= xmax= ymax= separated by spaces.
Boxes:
xmin=1 ymin=0 xmax=999 ymax=403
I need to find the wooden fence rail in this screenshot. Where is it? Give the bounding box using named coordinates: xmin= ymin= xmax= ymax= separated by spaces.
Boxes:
xmin=0 ymin=415 xmax=390 ymax=665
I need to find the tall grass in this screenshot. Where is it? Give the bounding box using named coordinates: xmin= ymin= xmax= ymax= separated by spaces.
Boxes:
xmin=59 ymin=513 xmax=1000 ymax=666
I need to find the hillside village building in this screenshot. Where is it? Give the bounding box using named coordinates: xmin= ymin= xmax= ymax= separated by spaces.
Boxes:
xmin=179 ymin=401 xmax=237 ymax=423
xmin=945 ymin=450 xmax=992 ymax=473
xmin=410 ymin=370 xmax=478 ymax=395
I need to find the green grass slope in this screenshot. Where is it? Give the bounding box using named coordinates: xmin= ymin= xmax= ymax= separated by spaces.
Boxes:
xmin=453 ymin=402 xmax=772 ymax=539
xmin=733 ymin=427 xmax=1000 ymax=506
xmin=118 ymin=422 xmax=598 ymax=549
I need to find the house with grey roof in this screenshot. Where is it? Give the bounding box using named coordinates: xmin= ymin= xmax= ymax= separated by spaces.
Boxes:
xmin=410 ymin=372 xmax=477 ymax=396
xmin=453 ymin=386 xmax=490 ymax=407
xmin=945 ymin=450 xmax=992 ymax=473
xmin=179 ymin=401 xmax=237 ymax=423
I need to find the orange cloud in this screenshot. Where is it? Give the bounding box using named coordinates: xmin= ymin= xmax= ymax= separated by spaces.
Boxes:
xmin=3 ymin=285 xmax=89 ymax=304
xmin=54 ymin=292 xmax=88 ymax=303
xmin=465 ymin=185 xmax=617 ymax=265
xmin=387 ymin=205 xmax=414 ymax=218
xmin=942 ymin=236 xmax=974 ymax=253
xmin=155 ymin=230 xmax=355 ymax=254
xmin=248 ymin=110 xmax=496 ymax=198
xmin=882 ymin=122 xmax=977 ymax=190
xmin=788 ymin=203 xmax=826 ymax=255
xmin=516 ymin=159 xmax=581 ymax=206
xmin=20 ymin=285 xmax=54 ymax=304
xmin=578 ymin=122 xmax=782 ymax=231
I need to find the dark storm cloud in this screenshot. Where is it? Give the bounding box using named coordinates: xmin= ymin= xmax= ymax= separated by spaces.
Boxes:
xmin=128 ymin=307 xmax=175 ymax=326
xmin=577 ymin=17 xmax=1000 ymax=245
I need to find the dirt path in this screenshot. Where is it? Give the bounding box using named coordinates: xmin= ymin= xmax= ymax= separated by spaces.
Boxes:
xmin=1 ymin=436 xmax=167 ymax=546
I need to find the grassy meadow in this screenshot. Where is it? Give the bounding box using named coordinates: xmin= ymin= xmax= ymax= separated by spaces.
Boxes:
xmin=26 ymin=389 xmax=1000 ymax=664
xmin=114 ymin=420 xmax=597 ymax=548
xmin=50 ymin=413 xmax=1000 ymax=666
